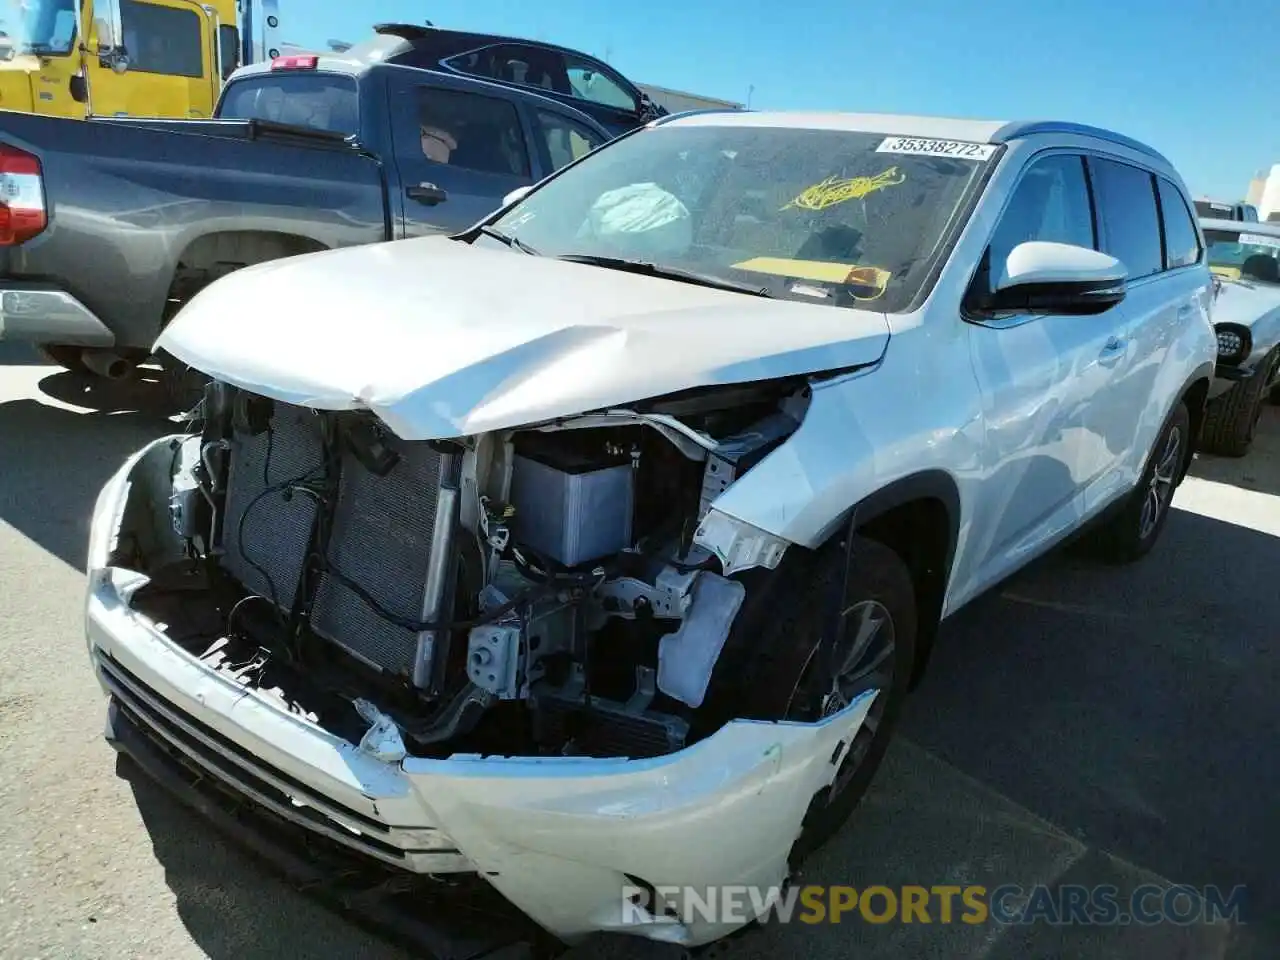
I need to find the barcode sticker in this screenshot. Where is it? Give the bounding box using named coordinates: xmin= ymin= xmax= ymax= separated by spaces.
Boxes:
xmin=876 ymin=137 xmax=996 ymax=160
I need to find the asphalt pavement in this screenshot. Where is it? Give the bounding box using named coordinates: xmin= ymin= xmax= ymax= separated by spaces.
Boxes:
xmin=0 ymin=340 xmax=1275 ymax=959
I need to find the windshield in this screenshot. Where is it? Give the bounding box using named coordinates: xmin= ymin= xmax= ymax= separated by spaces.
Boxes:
xmin=1205 ymin=229 xmax=1280 ymax=284
xmin=488 ymin=125 xmax=994 ymax=312
xmin=217 ymin=73 xmax=359 ymax=136
xmin=15 ymin=0 xmax=77 ymax=56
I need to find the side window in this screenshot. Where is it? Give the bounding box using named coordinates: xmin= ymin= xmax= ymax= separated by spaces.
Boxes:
xmin=414 ymin=87 xmax=530 ymax=178
xmin=120 ymin=0 xmax=203 ymax=78
xmin=987 ymin=153 xmax=1095 ymax=281
xmin=218 ymin=24 xmax=240 ymax=81
xmin=565 ymin=58 xmax=637 ymax=111
xmin=1156 ymin=178 xmax=1201 ymax=269
xmin=534 ymin=110 xmax=605 ymax=171
xmin=448 ymin=44 xmax=570 ymax=97
xmin=1088 ymin=158 xmax=1163 ymax=280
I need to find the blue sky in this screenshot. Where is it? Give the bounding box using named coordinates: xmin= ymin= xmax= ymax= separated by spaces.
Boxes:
xmin=295 ymin=0 xmax=1278 ymax=199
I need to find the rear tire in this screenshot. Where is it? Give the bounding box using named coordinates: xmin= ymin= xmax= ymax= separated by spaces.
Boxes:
xmin=1201 ymin=349 xmax=1277 ymax=456
xmin=1093 ymin=400 xmax=1189 ymax=564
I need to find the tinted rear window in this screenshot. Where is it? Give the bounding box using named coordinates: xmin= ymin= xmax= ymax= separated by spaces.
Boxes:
xmin=217 ymin=73 xmax=358 ymax=136
xmin=1194 ymin=200 xmax=1236 ymax=219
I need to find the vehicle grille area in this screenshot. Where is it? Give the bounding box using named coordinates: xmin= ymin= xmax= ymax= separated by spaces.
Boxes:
xmin=218 ymin=397 xmax=461 ymax=683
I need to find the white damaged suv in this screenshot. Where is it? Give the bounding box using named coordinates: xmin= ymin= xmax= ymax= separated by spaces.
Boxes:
xmin=85 ymin=111 xmax=1216 ymax=953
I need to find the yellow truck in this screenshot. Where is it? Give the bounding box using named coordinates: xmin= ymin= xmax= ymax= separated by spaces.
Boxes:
xmin=0 ymin=0 xmax=281 ymax=119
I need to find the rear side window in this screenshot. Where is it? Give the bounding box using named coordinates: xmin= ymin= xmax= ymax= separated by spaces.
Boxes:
xmin=218 ymin=74 xmax=359 ymax=136
xmin=1156 ymin=178 xmax=1201 ymax=269
xmin=987 ymin=154 xmax=1095 ymax=278
xmin=1089 ymin=158 xmax=1163 ymax=280
xmin=533 ymin=109 xmax=605 ymax=171
xmin=120 ymin=0 xmax=203 ymax=78
xmin=415 ymin=87 xmax=530 ymax=178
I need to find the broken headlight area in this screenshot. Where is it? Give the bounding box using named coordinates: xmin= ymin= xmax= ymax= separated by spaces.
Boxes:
xmin=122 ymin=377 xmax=811 ymax=761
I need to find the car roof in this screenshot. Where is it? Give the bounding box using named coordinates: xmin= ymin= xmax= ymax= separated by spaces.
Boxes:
xmin=223 ymin=54 xmax=612 ymax=138
xmin=1199 ymin=217 xmax=1280 ymax=236
xmin=653 ymin=111 xmax=1169 ymax=164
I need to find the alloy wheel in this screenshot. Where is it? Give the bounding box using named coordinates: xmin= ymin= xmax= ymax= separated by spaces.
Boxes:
xmin=1139 ymin=425 xmax=1181 ymax=541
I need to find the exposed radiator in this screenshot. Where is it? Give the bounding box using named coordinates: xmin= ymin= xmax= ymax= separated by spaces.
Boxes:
xmin=310 ymin=434 xmax=461 ymax=685
xmin=220 ymin=403 xmax=325 ymax=612
xmin=219 ymin=399 xmax=461 ymax=689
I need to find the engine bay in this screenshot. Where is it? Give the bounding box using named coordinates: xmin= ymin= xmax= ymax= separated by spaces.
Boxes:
xmin=119 ymin=378 xmax=810 ymax=761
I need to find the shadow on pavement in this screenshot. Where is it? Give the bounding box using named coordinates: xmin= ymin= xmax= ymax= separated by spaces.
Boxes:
xmin=1189 ymin=404 xmax=1280 ymax=497
xmin=0 ymin=390 xmax=165 ymax=570
xmin=901 ymin=506 xmax=1279 ymax=955
xmin=117 ymin=756 xmax=408 ymax=960
xmin=36 ymin=364 xmax=177 ymax=415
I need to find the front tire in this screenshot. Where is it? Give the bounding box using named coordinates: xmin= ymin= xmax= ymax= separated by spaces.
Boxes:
xmin=707 ymin=536 xmax=917 ymax=868
xmin=1201 ymin=349 xmax=1277 ymax=456
xmin=1094 ymin=400 xmax=1189 ymax=564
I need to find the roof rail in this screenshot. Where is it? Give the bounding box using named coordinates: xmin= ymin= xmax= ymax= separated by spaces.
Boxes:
xmin=990 ymin=120 xmax=1169 ymax=165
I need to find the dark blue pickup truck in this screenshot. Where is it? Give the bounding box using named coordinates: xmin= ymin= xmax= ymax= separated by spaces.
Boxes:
xmin=0 ymin=36 xmax=612 ymax=386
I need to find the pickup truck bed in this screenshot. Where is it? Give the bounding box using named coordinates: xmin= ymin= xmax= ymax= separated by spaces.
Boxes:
xmin=0 ymin=109 xmax=385 ymax=353
xmin=0 ymin=57 xmax=612 ymax=384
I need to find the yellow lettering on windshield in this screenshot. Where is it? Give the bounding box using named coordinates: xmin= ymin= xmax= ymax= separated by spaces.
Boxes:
xmin=782 ymin=167 xmax=907 ymax=211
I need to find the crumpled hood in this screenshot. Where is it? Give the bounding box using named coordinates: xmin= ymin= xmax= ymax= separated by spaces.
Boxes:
xmin=157 ymin=235 xmax=891 ymax=440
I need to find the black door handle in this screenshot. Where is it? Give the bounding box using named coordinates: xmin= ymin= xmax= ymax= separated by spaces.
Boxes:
xmin=406 ymin=182 xmax=447 ymax=205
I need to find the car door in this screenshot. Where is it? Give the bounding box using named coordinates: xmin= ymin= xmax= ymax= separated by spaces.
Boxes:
xmin=386 ymin=73 xmax=536 ymax=239
xmin=1089 ymin=165 xmax=1207 ymax=501
xmin=964 ymin=152 xmax=1131 ymax=584
xmin=89 ymin=0 xmax=217 ymax=118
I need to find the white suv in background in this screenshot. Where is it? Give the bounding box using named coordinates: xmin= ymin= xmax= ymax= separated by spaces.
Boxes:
xmin=86 ymin=112 xmax=1217 ymax=952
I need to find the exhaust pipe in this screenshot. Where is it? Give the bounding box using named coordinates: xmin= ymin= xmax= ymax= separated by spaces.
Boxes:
xmin=80 ymin=348 xmax=137 ymax=380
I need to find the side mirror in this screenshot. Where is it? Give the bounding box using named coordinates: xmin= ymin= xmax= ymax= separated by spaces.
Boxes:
xmin=98 ymin=45 xmax=129 ymax=73
xmin=987 ymin=240 xmax=1127 ymax=315
xmin=502 ymin=185 xmax=532 ymax=207
xmin=69 ymin=73 xmax=87 ymax=103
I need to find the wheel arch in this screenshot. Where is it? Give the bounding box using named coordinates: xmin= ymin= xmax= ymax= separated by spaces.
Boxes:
xmin=1176 ymin=363 xmax=1213 ymax=476
xmin=162 ymin=230 xmax=331 ymax=326
xmin=836 ymin=469 xmax=962 ymax=690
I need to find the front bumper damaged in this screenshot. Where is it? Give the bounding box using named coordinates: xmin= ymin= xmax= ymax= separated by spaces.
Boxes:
xmin=85 ymin=439 xmax=878 ymax=953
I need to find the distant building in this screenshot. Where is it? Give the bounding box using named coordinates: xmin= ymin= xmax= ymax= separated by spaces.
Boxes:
xmin=1258 ymin=164 xmax=1280 ymax=222
xmin=635 ymin=83 xmax=743 ymax=113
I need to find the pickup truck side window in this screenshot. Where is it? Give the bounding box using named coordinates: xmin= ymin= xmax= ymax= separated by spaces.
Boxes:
xmin=534 ymin=110 xmax=606 ymax=171
xmin=1156 ymin=178 xmax=1201 ymax=269
xmin=1088 ymin=158 xmax=1164 ymax=280
xmin=986 ymin=154 xmax=1095 ymax=289
xmin=415 ymin=88 xmax=530 ymax=178
xmin=120 ymin=0 xmax=203 ymax=79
